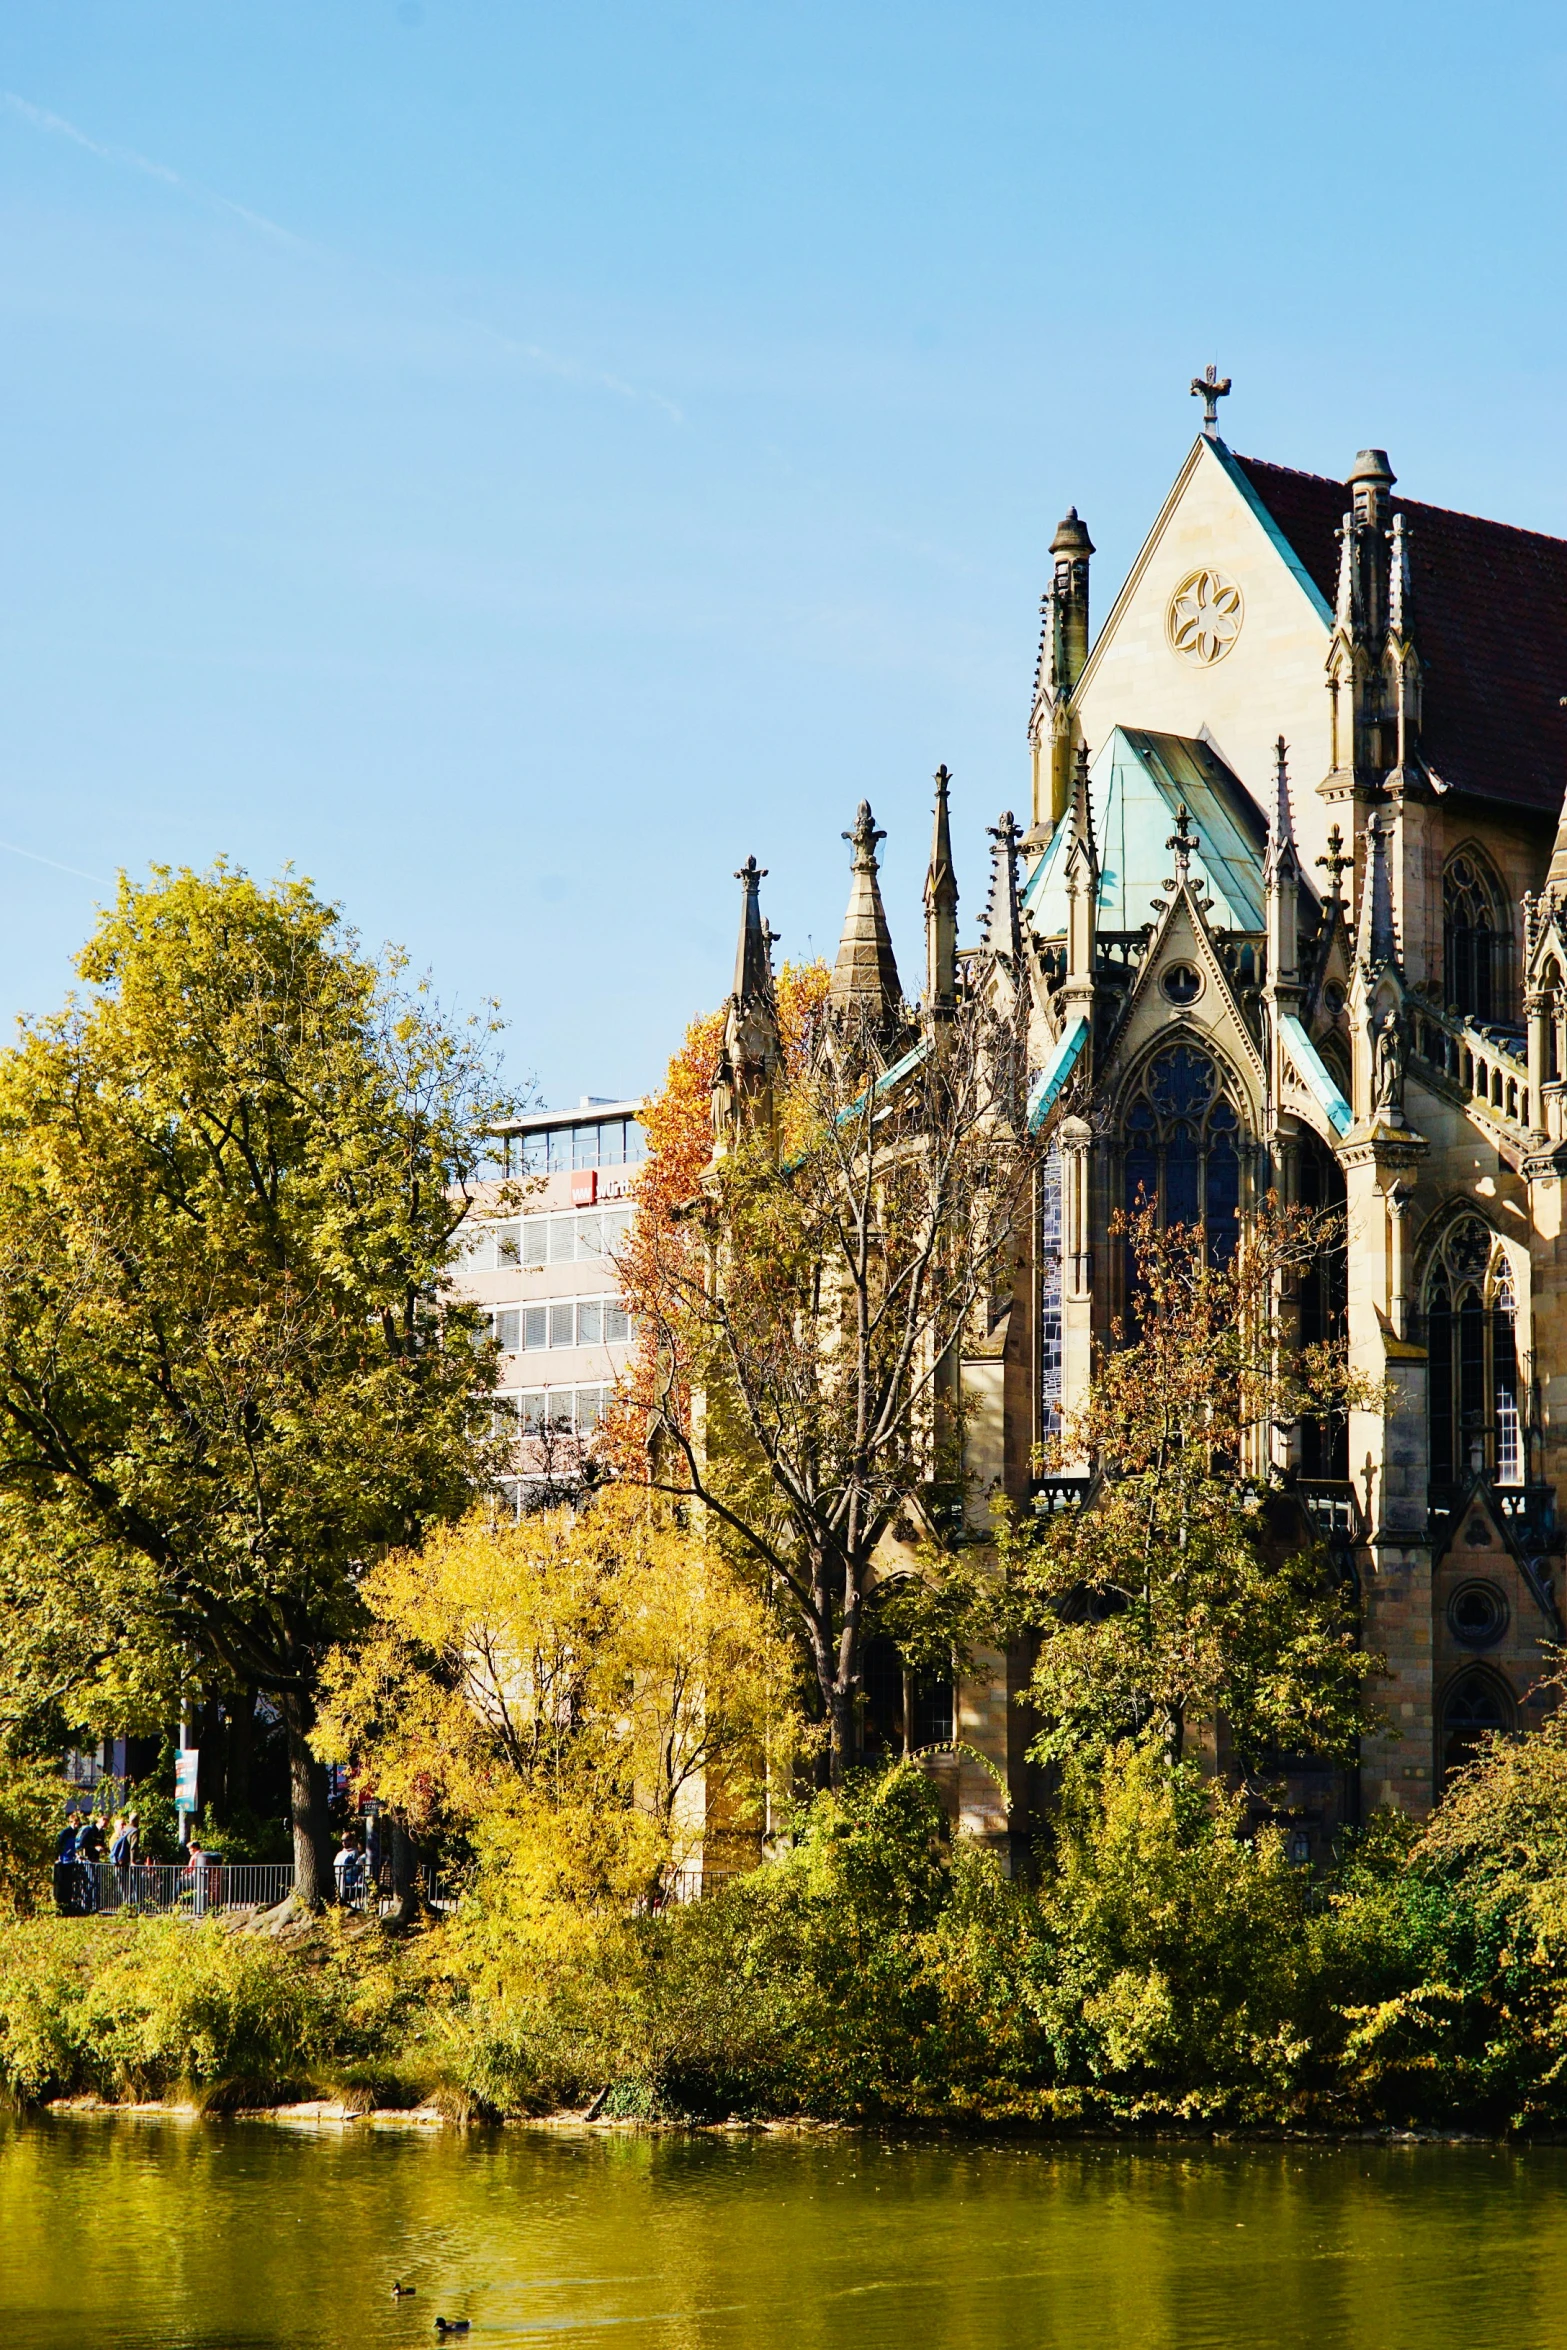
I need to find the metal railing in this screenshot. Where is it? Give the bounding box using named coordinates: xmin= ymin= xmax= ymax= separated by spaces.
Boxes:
xmin=57 ymin=1859 xmax=448 ymax=1919
xmin=56 ymin=1862 xmax=295 ymax=1917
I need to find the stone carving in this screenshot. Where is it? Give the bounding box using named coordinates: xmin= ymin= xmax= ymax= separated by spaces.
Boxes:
xmin=1372 ymin=1005 xmax=1407 ymax=1117
xmin=1166 ymin=568 xmax=1243 ymax=665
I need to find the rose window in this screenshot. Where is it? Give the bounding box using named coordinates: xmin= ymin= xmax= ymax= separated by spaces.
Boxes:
xmin=1166 ymin=568 xmax=1244 ymax=665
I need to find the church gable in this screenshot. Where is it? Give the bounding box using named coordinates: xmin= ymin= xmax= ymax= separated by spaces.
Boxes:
xmin=1070 ymin=437 xmax=1334 ymax=857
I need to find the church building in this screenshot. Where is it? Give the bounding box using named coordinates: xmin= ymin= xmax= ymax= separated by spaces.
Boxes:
xmin=732 ymin=379 xmax=1567 ymax=1850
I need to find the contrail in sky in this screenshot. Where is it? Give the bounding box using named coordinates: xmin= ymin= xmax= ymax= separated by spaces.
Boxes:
xmin=0 ymin=837 xmax=107 ymax=887
xmin=1 ymin=90 xmax=683 ymax=420
xmin=2 ymin=91 xmax=307 ymax=245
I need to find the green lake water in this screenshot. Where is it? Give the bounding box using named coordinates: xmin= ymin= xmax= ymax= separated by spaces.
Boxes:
xmin=3 ymin=2117 xmax=1566 ymax=2350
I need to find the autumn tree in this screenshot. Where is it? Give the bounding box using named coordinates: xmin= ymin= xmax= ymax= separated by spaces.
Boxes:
xmin=1003 ymin=1205 xmax=1383 ymax=1774
xmin=312 ymin=1488 xmax=795 ymax=1912
xmin=618 ymin=944 xmax=1038 ymax=1785
xmin=0 ymin=865 xmax=514 ymax=1904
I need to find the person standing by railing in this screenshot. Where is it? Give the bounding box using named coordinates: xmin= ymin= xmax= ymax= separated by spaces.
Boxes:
xmin=76 ymin=1813 xmax=105 ymax=1913
xmin=109 ymin=1814 xmax=132 ymax=1904
xmin=54 ymin=1812 xmax=84 ymax=1914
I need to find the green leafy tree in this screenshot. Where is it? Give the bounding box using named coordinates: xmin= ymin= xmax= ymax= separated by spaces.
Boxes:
xmin=1004 ymin=1205 xmax=1382 ymax=1774
xmin=0 ymin=864 xmax=514 ymax=1904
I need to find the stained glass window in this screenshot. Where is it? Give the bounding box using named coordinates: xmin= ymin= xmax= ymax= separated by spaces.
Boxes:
xmin=1120 ymin=1044 xmax=1245 ymax=1263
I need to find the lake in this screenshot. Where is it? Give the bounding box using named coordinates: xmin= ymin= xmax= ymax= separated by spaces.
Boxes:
xmin=3 ymin=2116 xmax=1565 ymax=2349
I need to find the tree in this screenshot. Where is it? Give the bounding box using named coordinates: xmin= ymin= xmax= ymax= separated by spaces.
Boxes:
xmin=0 ymin=864 xmax=514 ymax=1904
xmin=1002 ymin=1205 xmax=1381 ymax=1774
xmin=619 ymin=978 xmax=1038 ymax=1785
xmin=312 ymin=1488 xmax=795 ymax=1911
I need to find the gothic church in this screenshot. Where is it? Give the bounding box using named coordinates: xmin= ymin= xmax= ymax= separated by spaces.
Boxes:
xmin=726 ymin=381 xmax=1567 ymax=1852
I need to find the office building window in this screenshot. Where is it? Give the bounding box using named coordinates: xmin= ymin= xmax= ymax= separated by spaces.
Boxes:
xmin=522 ymin=1305 xmax=547 ymax=1352
xmin=494 ymin=1309 xmax=519 ymax=1354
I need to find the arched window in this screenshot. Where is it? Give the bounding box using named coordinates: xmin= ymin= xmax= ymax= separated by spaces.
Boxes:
xmin=1443 ymin=851 xmax=1510 ymax=1023
xmin=1039 ymin=1141 xmax=1063 ymax=1448
xmin=1425 ymin=1217 xmax=1522 ymax=1488
xmin=1441 ymin=1667 xmax=1514 ymax=1781
xmin=1298 ymin=1132 xmax=1348 ymax=1477
xmin=1122 ymin=1042 xmax=1245 ymax=1263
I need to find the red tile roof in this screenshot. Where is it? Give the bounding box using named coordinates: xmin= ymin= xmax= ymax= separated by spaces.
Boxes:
xmin=1234 ymin=453 xmax=1567 ymax=821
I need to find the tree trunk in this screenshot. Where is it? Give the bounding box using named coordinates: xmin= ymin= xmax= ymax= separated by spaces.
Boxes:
xmin=284 ymin=1696 xmax=332 ymax=1908
xmin=381 ymin=1815 xmax=422 ymax=1931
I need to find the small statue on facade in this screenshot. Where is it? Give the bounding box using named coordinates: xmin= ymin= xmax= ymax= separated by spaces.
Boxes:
xmin=1372 ymin=1005 xmax=1407 ymax=1118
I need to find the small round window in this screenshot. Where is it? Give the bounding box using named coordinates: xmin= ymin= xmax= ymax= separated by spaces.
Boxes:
xmin=1161 ymin=963 xmax=1203 ymax=1006
xmin=1448 ymin=1580 xmax=1508 ymax=1649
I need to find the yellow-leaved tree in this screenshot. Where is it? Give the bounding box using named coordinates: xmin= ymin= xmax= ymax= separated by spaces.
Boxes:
xmin=313 ymin=1485 xmax=797 ymax=1925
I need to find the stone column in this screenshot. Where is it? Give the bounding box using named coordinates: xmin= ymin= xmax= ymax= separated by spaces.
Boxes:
xmin=1340 ymin=1123 xmax=1434 ymax=1816
xmin=1058 ymin=1115 xmax=1094 ymax=1438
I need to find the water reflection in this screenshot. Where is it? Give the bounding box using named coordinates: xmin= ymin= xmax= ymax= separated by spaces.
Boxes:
xmin=2 ymin=2118 xmax=1564 ymax=2349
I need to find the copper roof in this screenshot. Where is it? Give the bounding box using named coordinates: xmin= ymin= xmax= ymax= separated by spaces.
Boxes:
xmin=1234 ymin=453 xmax=1567 ymax=819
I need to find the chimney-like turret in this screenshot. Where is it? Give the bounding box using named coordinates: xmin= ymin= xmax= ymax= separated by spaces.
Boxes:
xmin=1038 ymin=509 xmax=1094 ymax=834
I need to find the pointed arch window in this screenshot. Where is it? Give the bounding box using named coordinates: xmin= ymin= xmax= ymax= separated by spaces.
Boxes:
xmin=1298 ymin=1132 xmax=1348 ymax=1478
xmin=1441 ymin=1666 xmax=1514 ymax=1781
xmin=1122 ymin=1043 xmax=1245 ymax=1263
xmin=1443 ymin=851 xmax=1510 ymax=1024
xmin=1425 ymin=1217 xmax=1522 ymax=1488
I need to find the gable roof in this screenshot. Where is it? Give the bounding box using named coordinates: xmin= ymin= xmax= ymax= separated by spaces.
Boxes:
xmin=1023 ymin=728 xmax=1267 ymax=936
xmin=1232 ymin=453 xmax=1567 ymax=819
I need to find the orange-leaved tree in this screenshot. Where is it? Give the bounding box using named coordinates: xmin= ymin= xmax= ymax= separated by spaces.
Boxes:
xmin=614 ymin=965 xmax=1038 ymax=1786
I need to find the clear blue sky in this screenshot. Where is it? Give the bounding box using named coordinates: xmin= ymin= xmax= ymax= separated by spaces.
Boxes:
xmin=0 ymin=2 xmax=1561 ymax=1109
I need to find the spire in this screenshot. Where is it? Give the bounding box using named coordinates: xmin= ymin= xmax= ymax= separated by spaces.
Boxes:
xmin=924 ymin=765 xmax=959 ymax=1015
xmin=1265 ymin=738 xmax=1301 ymax=992
xmin=1063 ymin=744 xmax=1098 ymax=989
xmin=1355 ymin=808 xmax=1399 ymax=970
xmin=732 ymin=854 xmax=771 ymax=1007
xmin=712 ymin=856 xmax=783 ymax=1152
xmin=1264 ymin=736 xmax=1299 ymax=885
xmin=829 ymin=800 xmax=903 ymax=1025
xmin=983 ymin=812 xmax=1024 ymax=966
xmin=1066 ymin=741 xmax=1097 ymax=874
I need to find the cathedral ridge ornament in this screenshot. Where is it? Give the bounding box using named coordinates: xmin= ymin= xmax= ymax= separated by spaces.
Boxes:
xmin=1167 ymin=567 xmax=1244 ymax=666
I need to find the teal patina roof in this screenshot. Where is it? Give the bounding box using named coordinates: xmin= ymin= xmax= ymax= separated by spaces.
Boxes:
xmin=1021 ymin=729 xmax=1267 ymax=937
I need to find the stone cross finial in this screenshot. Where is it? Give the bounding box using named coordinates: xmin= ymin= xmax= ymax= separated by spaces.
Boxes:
xmin=843 ymin=800 xmax=886 ymax=869
xmin=1317 ymin=823 xmax=1351 ymax=903
xmin=1190 ymin=362 xmax=1232 ymax=436
xmin=1166 ymin=802 xmax=1195 ymax=880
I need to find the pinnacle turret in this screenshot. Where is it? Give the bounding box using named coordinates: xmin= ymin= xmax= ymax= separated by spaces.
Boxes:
xmin=983 ymin=811 xmax=1024 ymax=967
xmin=924 ymin=765 xmax=959 ymax=1016
xmin=829 ymin=800 xmax=903 ymax=1026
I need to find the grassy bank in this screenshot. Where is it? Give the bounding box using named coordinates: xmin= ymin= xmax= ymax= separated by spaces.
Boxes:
xmin=6 ymin=1745 xmax=1567 ymax=2133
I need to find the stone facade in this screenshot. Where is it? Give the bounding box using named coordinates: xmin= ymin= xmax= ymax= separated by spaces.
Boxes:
xmin=712 ymin=405 xmax=1567 ymax=1856
xmin=999 ymin=415 xmax=1567 ymax=1845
